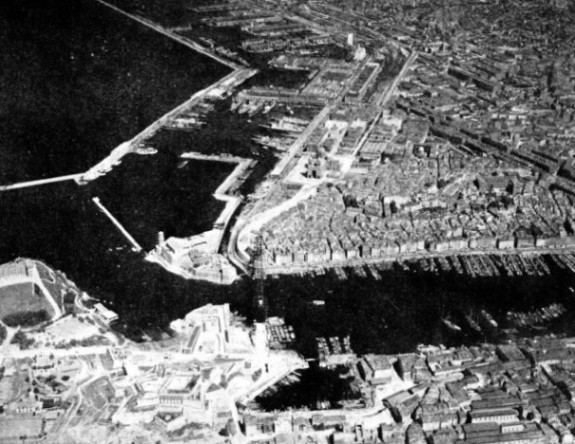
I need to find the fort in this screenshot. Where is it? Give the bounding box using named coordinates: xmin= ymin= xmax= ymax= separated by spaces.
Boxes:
xmin=0 ymin=259 xmax=63 ymax=327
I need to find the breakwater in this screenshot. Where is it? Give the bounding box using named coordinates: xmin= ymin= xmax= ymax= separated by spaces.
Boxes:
xmin=0 ymin=174 xmax=84 ymax=192
xmin=95 ymin=0 xmax=242 ymax=70
xmin=80 ymin=68 xmax=258 ymax=183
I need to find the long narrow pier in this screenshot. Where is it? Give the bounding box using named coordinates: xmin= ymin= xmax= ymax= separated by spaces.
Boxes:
xmin=0 ymin=173 xmax=84 ymax=192
xmin=92 ymin=197 xmax=143 ymax=252
xmin=95 ymin=0 xmax=241 ymax=70
xmin=181 ymin=152 xmax=247 ymax=164
xmin=258 ymin=246 xmax=575 ymax=277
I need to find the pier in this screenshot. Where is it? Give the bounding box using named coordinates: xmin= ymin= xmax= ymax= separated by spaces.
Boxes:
xmin=236 ymin=352 xmax=308 ymax=405
xmin=1 ymin=4 xmax=259 ymax=192
xmin=0 ymin=173 xmax=84 ymax=192
xmin=1 ymin=37 xmax=258 ymax=192
xmin=92 ymin=197 xmax=143 ymax=252
xmin=80 ymin=0 xmax=258 ymax=183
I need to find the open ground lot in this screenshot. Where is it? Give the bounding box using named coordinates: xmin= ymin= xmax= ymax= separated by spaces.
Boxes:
xmin=0 ymin=416 xmax=43 ymax=440
xmin=0 ymin=282 xmax=55 ymax=326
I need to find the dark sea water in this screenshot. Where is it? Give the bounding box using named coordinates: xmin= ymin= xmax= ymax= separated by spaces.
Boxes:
xmin=0 ymin=0 xmax=229 ymax=182
xmin=265 ymin=264 xmax=575 ymax=356
xmin=0 ymin=0 xmax=250 ymax=334
xmin=1 ymin=0 xmax=575 ymax=360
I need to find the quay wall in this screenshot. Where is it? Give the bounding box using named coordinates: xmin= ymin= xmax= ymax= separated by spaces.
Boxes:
xmin=79 ymin=0 xmax=257 ymax=183
xmin=260 ymin=241 xmax=575 ymax=276
xmin=81 ymin=68 xmax=257 ymax=183
xmin=179 ymin=153 xmax=256 ymax=241
xmin=205 ymin=155 xmax=255 ymax=252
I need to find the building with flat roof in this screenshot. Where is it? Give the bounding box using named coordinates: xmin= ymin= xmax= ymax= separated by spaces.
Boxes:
xmin=361 ymin=354 xmax=394 ymax=385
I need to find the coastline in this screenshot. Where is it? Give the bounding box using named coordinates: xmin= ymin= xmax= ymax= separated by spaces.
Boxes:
xmin=256 ymin=245 xmax=575 ymax=277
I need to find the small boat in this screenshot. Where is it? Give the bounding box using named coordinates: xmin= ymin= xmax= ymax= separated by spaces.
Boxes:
xmin=442 ymin=318 xmax=462 ymax=332
xmin=465 ymin=313 xmax=482 ymax=332
xmin=480 ymin=310 xmax=498 ymax=328
xmin=262 ymin=102 xmax=276 ymax=114
xmin=135 ymin=146 xmax=158 ymax=155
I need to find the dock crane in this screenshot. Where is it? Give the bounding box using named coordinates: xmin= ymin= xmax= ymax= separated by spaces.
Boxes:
xmin=250 ymin=233 xmax=269 ymax=322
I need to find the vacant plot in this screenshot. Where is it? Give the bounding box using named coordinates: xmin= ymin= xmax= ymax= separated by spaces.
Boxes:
xmin=0 ymin=416 xmax=43 ymax=440
xmin=40 ymin=315 xmax=101 ymax=346
xmin=0 ymin=374 xmax=18 ymax=403
xmin=0 ymin=282 xmax=55 ymax=326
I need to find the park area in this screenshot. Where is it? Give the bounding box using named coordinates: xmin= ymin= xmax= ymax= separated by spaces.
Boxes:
xmin=0 ymin=282 xmax=56 ymax=327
